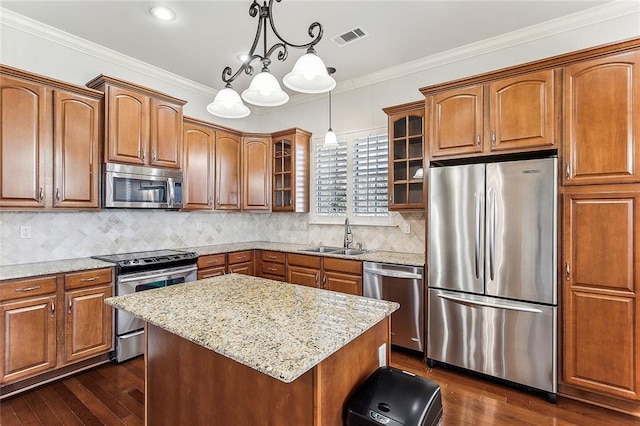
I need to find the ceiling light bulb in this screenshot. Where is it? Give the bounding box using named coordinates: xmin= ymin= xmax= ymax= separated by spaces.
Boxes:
xmin=150 ymin=6 xmax=176 ymax=21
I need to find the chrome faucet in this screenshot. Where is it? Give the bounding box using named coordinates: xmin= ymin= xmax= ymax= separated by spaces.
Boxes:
xmin=344 ymin=217 xmax=353 ymax=248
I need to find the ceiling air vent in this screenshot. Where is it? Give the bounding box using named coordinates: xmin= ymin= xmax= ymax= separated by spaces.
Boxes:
xmin=331 ymin=27 xmax=368 ymax=47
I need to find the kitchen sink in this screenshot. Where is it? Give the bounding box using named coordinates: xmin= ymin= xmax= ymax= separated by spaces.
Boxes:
xmin=301 ymin=246 xmax=343 ymax=253
xmin=301 ymin=247 xmax=369 ymax=256
xmin=332 ymin=249 xmax=368 ymax=256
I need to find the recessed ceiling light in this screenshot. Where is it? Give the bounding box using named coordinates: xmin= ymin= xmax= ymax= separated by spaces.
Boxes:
xmin=237 ymin=54 xmax=249 ymax=63
xmin=150 ymin=6 xmax=176 ymax=22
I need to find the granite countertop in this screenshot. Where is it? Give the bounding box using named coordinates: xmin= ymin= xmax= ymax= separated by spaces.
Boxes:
xmin=1 ymin=241 xmax=424 ymax=281
xmin=0 ymin=258 xmax=114 ymax=281
xmin=105 ymin=274 xmax=399 ymax=383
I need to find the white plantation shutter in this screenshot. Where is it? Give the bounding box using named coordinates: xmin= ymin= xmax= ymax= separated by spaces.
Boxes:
xmin=315 ymin=142 xmax=347 ymax=216
xmin=353 ymin=134 xmax=388 ymax=217
xmin=313 ymin=128 xmax=390 ymax=225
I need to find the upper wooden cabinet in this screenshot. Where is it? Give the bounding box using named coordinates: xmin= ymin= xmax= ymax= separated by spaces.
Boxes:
xmin=426 ymin=69 xmax=557 ymax=159
xmin=383 ymin=101 xmax=425 ymax=210
xmin=0 ymin=67 xmax=102 ymax=210
xmin=271 ymin=128 xmax=310 ymax=212
xmin=215 ymin=131 xmax=241 ymax=210
xmin=563 ymin=51 xmax=640 ymax=186
xmin=87 ymin=75 xmax=185 ymax=169
xmin=183 ymin=118 xmax=215 ymax=210
xmin=242 ymin=135 xmax=271 ymax=211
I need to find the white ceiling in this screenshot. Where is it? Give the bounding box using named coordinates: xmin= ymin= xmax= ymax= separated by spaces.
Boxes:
xmin=2 ymin=0 xmax=611 ymax=95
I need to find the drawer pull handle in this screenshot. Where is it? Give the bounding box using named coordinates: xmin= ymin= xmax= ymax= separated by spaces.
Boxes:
xmin=15 ymin=285 xmax=41 ymax=292
xmin=51 ymin=300 xmax=55 ymax=317
xmin=68 ymin=299 xmax=72 ymax=314
xmin=207 ymin=260 xmax=219 ymax=264
xmin=237 ymin=256 xmax=245 ymax=259
xmin=268 ymin=256 xmax=277 ymax=260
xmin=80 ymin=277 xmax=98 ymax=282
xmin=268 ymin=268 xmax=278 ymax=272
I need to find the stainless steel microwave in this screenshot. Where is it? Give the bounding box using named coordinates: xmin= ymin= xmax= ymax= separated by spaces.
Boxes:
xmin=104 ymin=163 xmax=183 ymax=209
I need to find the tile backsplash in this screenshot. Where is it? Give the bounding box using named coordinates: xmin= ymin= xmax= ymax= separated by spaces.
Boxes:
xmin=0 ymin=211 xmax=425 ymax=265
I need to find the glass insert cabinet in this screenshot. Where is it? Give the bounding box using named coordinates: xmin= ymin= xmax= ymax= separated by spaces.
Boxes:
xmin=271 ymin=128 xmax=311 ymax=212
xmin=383 ymin=101 xmax=425 ymax=210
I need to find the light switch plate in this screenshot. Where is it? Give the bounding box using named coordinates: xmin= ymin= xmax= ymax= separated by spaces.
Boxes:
xmin=402 ymin=223 xmax=410 ymax=234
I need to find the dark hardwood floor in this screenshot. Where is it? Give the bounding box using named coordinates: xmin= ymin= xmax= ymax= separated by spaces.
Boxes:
xmin=2 ymin=351 xmax=638 ymax=425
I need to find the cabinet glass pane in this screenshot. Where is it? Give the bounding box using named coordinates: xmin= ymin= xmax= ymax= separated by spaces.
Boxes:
xmin=275 ymin=174 xmax=284 ymax=190
xmin=275 ymin=140 xmax=291 ymax=156
xmin=408 ymin=115 xmax=422 ymax=136
xmin=409 ymin=160 xmax=423 ymax=180
xmin=274 ymin=158 xmax=283 ymax=173
xmin=394 ymin=184 xmax=408 ymax=205
xmin=393 ymin=140 xmax=407 ymax=160
xmin=283 ymin=156 xmax=291 ymax=173
xmin=409 ymin=183 xmax=423 ymax=204
xmin=394 ymin=161 xmax=407 ymax=181
xmin=408 ymin=137 xmax=423 ymax=158
xmin=393 ymin=117 xmax=407 ymax=138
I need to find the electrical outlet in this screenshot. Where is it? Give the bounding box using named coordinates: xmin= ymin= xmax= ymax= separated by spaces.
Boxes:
xmin=196 ymin=222 xmax=202 ymax=232
xmin=402 ymin=223 xmax=410 ymax=234
xmin=20 ymin=225 xmax=31 ymax=239
xmin=378 ymin=343 xmax=387 ymax=367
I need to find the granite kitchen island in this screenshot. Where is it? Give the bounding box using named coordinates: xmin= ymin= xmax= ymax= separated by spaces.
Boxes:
xmin=105 ymin=274 xmax=398 ymax=425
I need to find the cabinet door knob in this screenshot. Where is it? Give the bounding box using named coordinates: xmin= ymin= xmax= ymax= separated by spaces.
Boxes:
xmin=39 ymin=187 xmax=45 ymax=203
xmin=68 ymin=299 xmax=72 ymax=314
xmin=55 ymin=188 xmax=60 ymax=202
xmin=141 ymin=148 xmax=146 ymax=161
xmin=476 ymin=134 xmax=481 ymax=146
xmin=565 ymin=262 xmax=570 ymax=281
xmin=51 ymin=300 xmax=55 ymax=317
xmin=565 ymin=162 xmax=571 ymax=179
xmin=491 ymin=131 xmax=496 ymax=146
xmin=152 ymin=149 xmax=157 ymax=161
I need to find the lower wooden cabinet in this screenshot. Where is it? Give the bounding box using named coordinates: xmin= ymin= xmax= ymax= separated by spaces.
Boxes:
xmin=562 ymin=185 xmax=640 ymax=404
xmin=227 ymin=250 xmax=254 ymax=276
xmin=258 ymin=250 xmax=287 ymax=282
xmin=0 ymin=294 xmax=57 ymax=384
xmin=287 ymin=254 xmax=362 ymax=295
xmin=197 ymin=253 xmax=227 ymax=279
xmin=0 ymin=268 xmax=113 ymax=387
xmin=64 ymin=285 xmax=112 ymax=363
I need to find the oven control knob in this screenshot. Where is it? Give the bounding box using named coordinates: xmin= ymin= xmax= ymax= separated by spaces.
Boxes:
xmin=132 ymin=259 xmax=139 ymax=264
xmin=123 ymin=260 xmax=130 ymax=265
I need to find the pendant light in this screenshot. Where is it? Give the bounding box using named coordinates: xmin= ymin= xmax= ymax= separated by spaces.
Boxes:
xmin=207 ymin=0 xmax=334 ymax=119
xmin=324 ymin=67 xmax=338 ymax=147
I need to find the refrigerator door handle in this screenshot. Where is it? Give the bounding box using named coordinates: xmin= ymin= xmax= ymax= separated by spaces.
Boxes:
xmin=474 ymin=193 xmax=481 ymax=279
xmin=436 ymin=293 xmax=543 ymax=313
xmin=489 ymin=188 xmax=496 ymax=281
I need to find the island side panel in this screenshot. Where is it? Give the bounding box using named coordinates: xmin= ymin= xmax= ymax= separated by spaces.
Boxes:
xmin=314 ymin=317 xmax=390 ymax=426
xmin=145 ymin=324 xmax=314 ymax=425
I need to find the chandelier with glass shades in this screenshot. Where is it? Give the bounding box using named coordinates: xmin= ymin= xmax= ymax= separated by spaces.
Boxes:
xmin=206 ymin=0 xmax=336 ymax=119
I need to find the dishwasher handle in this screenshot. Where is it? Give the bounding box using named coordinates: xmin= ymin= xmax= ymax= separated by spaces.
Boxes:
xmin=363 ymin=267 xmax=422 ymax=280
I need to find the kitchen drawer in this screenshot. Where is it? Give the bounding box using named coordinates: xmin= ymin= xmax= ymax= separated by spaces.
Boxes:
xmin=197 ymin=254 xmax=226 ymax=269
xmin=261 ymin=262 xmax=285 ymax=277
xmin=287 ymin=253 xmax=321 ymax=269
xmin=228 ymin=261 xmax=253 ymax=275
xmin=323 ymin=257 xmax=362 ymax=275
xmin=261 ymin=251 xmax=285 ymax=264
xmin=0 ymin=276 xmax=57 ymax=302
xmin=228 ymin=250 xmax=253 ymax=265
xmin=197 ymin=266 xmax=226 ymax=279
xmin=65 ymin=268 xmax=113 ymax=290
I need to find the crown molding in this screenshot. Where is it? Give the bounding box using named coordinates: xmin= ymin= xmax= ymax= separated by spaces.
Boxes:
xmin=0 ymin=7 xmax=216 ymax=97
xmin=2 ymin=1 xmax=638 ymax=116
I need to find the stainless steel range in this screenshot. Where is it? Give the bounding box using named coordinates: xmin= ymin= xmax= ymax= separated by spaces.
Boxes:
xmin=93 ymin=249 xmax=198 ymax=362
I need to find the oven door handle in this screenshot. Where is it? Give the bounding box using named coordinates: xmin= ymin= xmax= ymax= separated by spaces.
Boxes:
xmin=118 ymin=266 xmax=197 ymax=284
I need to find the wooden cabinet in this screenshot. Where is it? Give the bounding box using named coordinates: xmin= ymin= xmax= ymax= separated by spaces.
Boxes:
xmin=287 ymin=254 xmax=322 ymax=288
xmin=183 ymin=119 xmax=215 ymax=210
xmin=562 ymin=186 xmax=640 ymax=402
xmin=0 ymin=276 xmax=57 ymax=384
xmin=563 ymin=51 xmax=640 ymax=186
xmin=322 ymin=257 xmax=362 ymax=296
xmin=243 ymin=135 xmax=271 ymax=211
xmin=271 ymin=128 xmax=310 ymax=212
xmin=287 ymin=254 xmax=362 ymax=295
xmin=215 ymin=132 xmax=241 ymax=210
xmin=425 ymin=69 xmax=557 ymax=159
xmin=87 ymin=75 xmax=185 ymax=169
xmin=258 ymin=250 xmax=287 ymax=282
xmin=63 ymin=268 xmax=113 ymax=364
xmin=0 ymin=67 xmax=102 ymax=209
xmin=383 ymin=101 xmax=425 ymax=210
xmin=227 ymin=251 xmax=254 ymax=275
xmin=53 ymin=90 xmax=101 ymax=208
xmin=1 ymin=268 xmax=113 ymax=387
xmin=197 ymin=254 xmax=227 ymax=279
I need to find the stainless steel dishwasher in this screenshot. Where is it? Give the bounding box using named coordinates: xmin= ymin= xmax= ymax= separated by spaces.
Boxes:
xmin=363 ymin=262 xmax=424 ymax=352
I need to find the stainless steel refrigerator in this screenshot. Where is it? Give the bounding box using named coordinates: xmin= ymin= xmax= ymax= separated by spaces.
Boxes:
xmin=427 ymin=157 xmax=557 ymax=400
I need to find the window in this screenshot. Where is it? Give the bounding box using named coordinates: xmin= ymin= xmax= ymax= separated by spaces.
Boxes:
xmin=312 ymin=128 xmax=392 ymax=225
